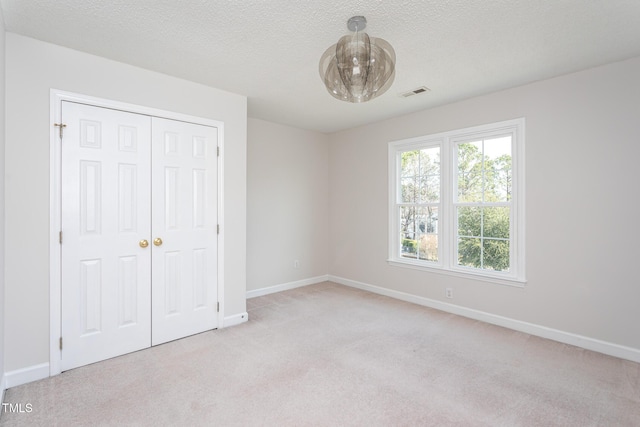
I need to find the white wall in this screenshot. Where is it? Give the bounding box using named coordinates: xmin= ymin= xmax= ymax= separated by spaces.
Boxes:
xmin=3 ymin=29 xmax=638 ymax=379
xmin=247 ymin=118 xmax=329 ymax=291
xmin=4 ymin=33 xmax=247 ymax=372
xmin=329 ymin=56 xmax=640 ymax=352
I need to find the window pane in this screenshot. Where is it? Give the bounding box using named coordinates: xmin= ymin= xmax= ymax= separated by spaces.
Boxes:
xmin=401 ymin=177 xmax=416 ymax=203
xmin=483 ymin=207 xmax=510 ymax=239
xmin=400 ymin=206 xmax=416 ymax=234
xmin=422 ymin=175 xmax=440 ymax=203
xmin=401 ymin=150 xmax=419 ymax=204
xmin=425 ymin=206 xmax=438 ymax=234
xmin=400 ymin=206 xmax=439 ymax=262
xmin=484 ymin=136 xmax=512 ymax=202
xmin=415 ymin=208 xmax=427 ymax=234
xmin=414 ymin=207 xmax=428 ymax=260
xmin=457 ymin=207 xmax=511 ymax=272
xmin=400 ymin=206 xmax=417 ymax=259
xmin=417 ymin=206 xmax=438 ymax=261
xmin=457 ymin=206 xmax=481 ymax=237
xmin=401 ymin=233 xmax=417 ymax=258
xmin=418 ymin=234 xmax=438 ymax=261
xmin=401 ymin=150 xmax=420 ymax=177
xmin=483 ymin=239 xmax=510 ymax=272
xmin=420 ymin=147 xmax=440 ymax=203
xmin=457 ymin=141 xmax=483 ymax=202
xmin=402 ymin=147 xmax=440 ymax=203
xmin=420 ymin=148 xmax=440 ymax=173
xmin=458 ymin=237 xmax=481 ymax=268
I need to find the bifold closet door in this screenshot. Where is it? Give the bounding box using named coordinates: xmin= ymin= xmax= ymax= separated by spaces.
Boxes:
xmin=61 ymin=101 xmax=152 ymax=371
xmin=60 ymin=102 xmax=219 ymax=371
xmin=150 ymin=117 xmax=219 ymax=346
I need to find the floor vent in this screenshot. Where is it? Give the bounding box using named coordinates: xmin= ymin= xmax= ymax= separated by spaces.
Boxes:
xmin=400 ymin=86 xmax=431 ymax=97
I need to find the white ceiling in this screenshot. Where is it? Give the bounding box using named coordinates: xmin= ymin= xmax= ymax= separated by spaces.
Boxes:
xmin=2 ymin=1 xmax=640 ymax=133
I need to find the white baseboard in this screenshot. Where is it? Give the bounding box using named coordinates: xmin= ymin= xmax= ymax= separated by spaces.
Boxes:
xmin=329 ymin=275 xmax=640 ymax=364
xmin=4 ymin=363 xmax=50 ymax=389
xmin=1 ymin=372 xmax=6 ymax=403
xmin=246 ymin=275 xmax=329 ymax=299
xmin=223 ymin=312 xmax=249 ymax=328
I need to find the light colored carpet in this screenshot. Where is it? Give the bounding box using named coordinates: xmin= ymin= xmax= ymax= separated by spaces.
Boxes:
xmin=1 ymin=281 xmax=639 ymax=426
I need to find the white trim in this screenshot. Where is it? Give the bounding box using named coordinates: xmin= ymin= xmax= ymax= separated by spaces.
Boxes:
xmin=246 ymin=275 xmax=330 ymax=299
xmin=223 ymin=312 xmax=249 ymax=328
xmin=5 ymin=363 xmax=50 ymax=388
xmin=217 ymin=129 xmax=225 ymax=330
xmin=49 ymin=89 xmax=225 ymax=376
xmin=387 ymin=259 xmax=526 ymax=288
xmin=49 ymin=90 xmax=224 ymax=127
xmin=49 ymin=91 xmax=63 ymax=376
xmin=328 ymin=275 xmax=640 ymax=363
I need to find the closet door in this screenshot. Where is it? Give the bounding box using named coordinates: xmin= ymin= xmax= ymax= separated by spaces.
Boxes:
xmin=151 ymin=117 xmax=219 ymax=345
xmin=61 ymin=101 xmax=152 ymax=371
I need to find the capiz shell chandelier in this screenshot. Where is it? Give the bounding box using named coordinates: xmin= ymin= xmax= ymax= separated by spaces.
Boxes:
xmin=319 ymin=16 xmax=396 ymax=103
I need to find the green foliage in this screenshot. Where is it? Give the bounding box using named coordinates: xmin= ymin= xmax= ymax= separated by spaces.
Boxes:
xmin=482 ymin=239 xmax=510 ymax=271
xmin=455 ymin=140 xmax=512 ymax=272
xmin=458 ymin=207 xmax=509 ymax=271
xmin=402 ymin=238 xmax=417 ymax=254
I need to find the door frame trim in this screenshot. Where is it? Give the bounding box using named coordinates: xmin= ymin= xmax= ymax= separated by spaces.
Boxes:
xmin=49 ymin=89 xmax=225 ymax=376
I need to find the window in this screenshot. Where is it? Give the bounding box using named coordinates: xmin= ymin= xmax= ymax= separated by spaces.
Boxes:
xmin=388 ymin=118 xmax=525 ymax=285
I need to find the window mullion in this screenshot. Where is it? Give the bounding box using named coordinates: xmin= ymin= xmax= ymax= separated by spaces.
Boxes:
xmin=442 ymin=137 xmax=452 ymax=270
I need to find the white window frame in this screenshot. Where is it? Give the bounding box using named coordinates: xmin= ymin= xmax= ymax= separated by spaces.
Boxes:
xmin=388 ymin=118 xmax=526 ymax=286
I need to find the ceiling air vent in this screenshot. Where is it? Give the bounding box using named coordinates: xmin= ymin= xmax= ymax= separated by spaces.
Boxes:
xmin=400 ymin=86 xmax=431 ymax=98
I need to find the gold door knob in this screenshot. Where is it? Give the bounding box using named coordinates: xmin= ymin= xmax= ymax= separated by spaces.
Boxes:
xmin=139 ymin=239 xmax=149 ymax=248
xmin=153 ymin=237 xmax=163 ymax=246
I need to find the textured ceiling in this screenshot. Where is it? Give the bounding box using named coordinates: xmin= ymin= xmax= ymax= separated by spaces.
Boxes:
xmin=2 ymin=0 xmax=640 ymax=133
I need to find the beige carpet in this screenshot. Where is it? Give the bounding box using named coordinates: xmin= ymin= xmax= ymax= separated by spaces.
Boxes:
xmin=1 ymin=281 xmax=639 ymax=426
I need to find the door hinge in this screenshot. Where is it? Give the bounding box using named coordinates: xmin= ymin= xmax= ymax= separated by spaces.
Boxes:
xmin=59 ymin=337 xmax=63 ymax=350
xmin=59 ymin=231 xmax=63 ymax=244
xmin=217 ymin=146 xmax=220 ymax=157
xmin=54 ymin=123 xmax=67 ymax=139
xmin=217 ymin=224 xmax=220 ymax=234
xmin=217 ymin=302 xmax=220 ymax=312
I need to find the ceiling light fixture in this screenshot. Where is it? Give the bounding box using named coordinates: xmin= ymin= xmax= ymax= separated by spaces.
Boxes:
xmin=319 ymin=16 xmax=396 ymax=103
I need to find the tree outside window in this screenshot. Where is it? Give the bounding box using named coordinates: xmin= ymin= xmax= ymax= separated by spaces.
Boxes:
xmin=456 ymin=137 xmax=512 ymax=272
xmin=399 ymin=147 xmax=439 ymax=262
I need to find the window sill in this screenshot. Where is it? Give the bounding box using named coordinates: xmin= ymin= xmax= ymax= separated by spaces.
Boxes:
xmin=387 ymin=259 xmax=526 ymax=288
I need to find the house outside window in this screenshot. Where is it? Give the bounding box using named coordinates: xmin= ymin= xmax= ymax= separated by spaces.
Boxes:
xmin=388 ymin=118 xmax=525 ymax=286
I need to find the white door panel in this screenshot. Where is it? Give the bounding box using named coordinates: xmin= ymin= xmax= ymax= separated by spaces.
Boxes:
xmin=61 ymin=101 xmax=152 ymax=371
xmin=60 ymin=103 xmax=219 ymax=369
xmin=151 ymin=118 xmax=219 ymax=345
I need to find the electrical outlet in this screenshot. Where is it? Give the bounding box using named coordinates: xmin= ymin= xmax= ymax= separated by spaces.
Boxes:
xmin=294 ymin=260 xmax=300 ymax=269
xmin=445 ymin=288 xmax=453 ymax=299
